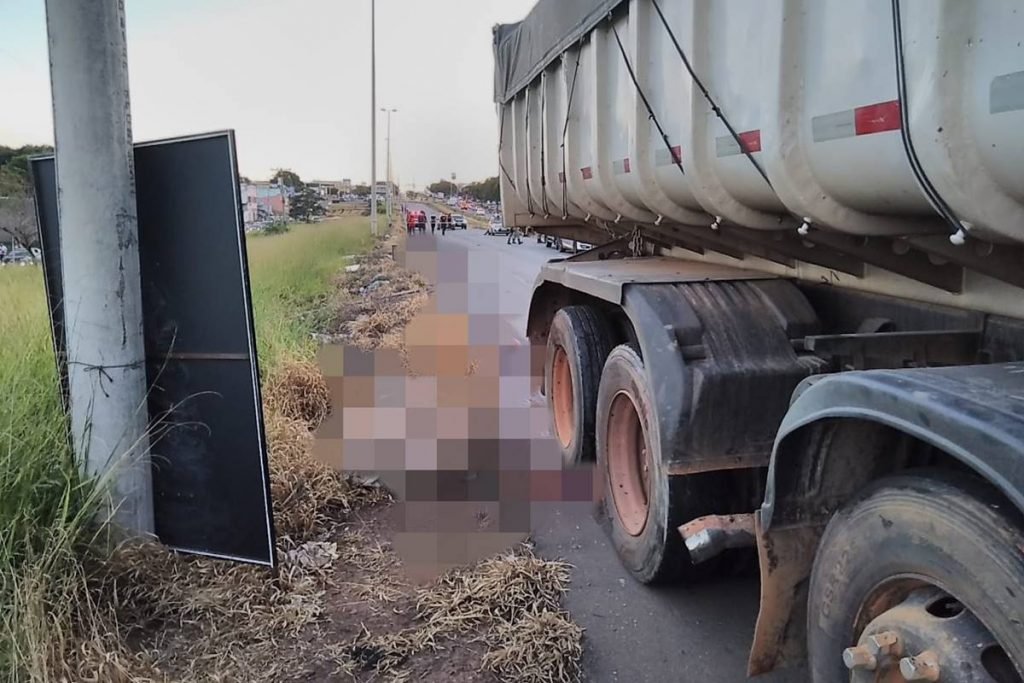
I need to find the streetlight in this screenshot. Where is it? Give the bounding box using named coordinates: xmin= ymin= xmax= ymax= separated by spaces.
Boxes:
xmin=381 ymin=107 xmax=397 ymax=220
xmin=369 ymin=0 xmax=378 ymax=236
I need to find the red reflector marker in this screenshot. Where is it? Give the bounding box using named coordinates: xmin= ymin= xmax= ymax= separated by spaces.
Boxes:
xmin=854 ymin=100 xmax=902 ymax=136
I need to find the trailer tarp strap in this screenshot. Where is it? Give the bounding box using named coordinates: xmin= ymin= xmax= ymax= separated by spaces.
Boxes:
xmin=498 ymin=106 xmax=517 ymax=193
xmin=561 ymin=45 xmax=583 ymax=219
xmin=608 ymin=13 xmax=685 ymax=179
xmin=891 ymin=0 xmax=964 ymax=242
xmin=649 ymin=0 xmax=773 ymax=191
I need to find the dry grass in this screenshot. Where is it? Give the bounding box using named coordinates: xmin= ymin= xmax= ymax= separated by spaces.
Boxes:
xmin=481 ymin=610 xmax=584 ymax=683
xmin=267 ymin=409 xmax=387 ymax=543
xmin=262 ymin=359 xmax=332 ymax=426
xmin=268 ymin=411 xmax=346 ymax=542
xmin=336 ymin=544 xmax=583 ymax=683
xmin=262 ymin=358 xmax=382 ymax=543
xmin=329 ymin=239 xmax=430 ymax=352
xmin=57 ymin=362 xmax=391 ymax=682
xmin=74 ymin=537 xmax=330 ymax=682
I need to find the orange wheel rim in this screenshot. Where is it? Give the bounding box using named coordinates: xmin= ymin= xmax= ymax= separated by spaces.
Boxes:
xmin=607 ymin=391 xmax=650 ymax=536
xmin=551 ymin=346 xmax=575 ymax=449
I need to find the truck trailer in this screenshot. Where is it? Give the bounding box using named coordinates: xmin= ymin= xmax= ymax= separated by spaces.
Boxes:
xmin=494 ymin=1 xmax=1024 ymax=680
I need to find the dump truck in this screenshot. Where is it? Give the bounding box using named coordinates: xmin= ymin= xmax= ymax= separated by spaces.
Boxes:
xmin=495 ymin=1 xmax=1024 ymax=680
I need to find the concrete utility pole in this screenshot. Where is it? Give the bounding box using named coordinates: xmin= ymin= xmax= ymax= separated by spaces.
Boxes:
xmin=369 ymin=0 xmax=378 ymax=236
xmin=381 ymin=107 xmax=397 ymax=221
xmin=45 ymin=0 xmax=154 ymax=535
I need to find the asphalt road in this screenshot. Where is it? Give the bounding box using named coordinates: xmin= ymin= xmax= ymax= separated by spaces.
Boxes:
xmin=398 ymin=206 xmax=807 ymax=683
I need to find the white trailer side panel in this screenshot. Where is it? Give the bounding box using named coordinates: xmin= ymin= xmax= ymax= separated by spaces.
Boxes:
xmin=497 ymin=0 xmax=1024 ymax=317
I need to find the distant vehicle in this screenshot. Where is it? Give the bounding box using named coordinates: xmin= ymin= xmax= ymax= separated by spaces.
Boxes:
xmin=475 ymin=208 xmax=488 ymax=216
xmin=452 ymin=215 xmax=468 ymax=230
xmin=485 ymin=220 xmax=510 ymax=236
xmin=556 ymin=238 xmax=592 ymax=254
xmin=2 ymin=247 xmax=37 ymax=265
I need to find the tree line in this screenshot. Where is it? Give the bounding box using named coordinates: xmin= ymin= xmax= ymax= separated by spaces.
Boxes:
xmin=269 ymin=169 xmax=327 ymax=223
xmin=427 ymin=176 xmax=500 ymax=203
xmin=0 ymin=144 xmax=53 ymax=248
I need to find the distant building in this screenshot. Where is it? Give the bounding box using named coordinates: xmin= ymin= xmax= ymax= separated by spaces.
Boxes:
xmin=241 ymin=182 xmax=289 ymax=224
xmin=341 ymin=179 xmax=352 ymax=193
xmin=307 ymin=180 xmax=347 ymax=198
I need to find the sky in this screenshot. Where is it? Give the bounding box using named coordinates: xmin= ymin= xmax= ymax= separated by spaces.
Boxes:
xmin=0 ymin=0 xmax=536 ymax=188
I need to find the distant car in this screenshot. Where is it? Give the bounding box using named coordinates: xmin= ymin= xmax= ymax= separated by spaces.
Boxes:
xmin=557 ymin=238 xmax=592 ymax=254
xmin=452 ymin=215 xmax=468 ymax=230
xmin=485 ymin=220 xmax=510 ymax=236
xmin=475 ymin=208 xmax=487 ymax=216
xmin=3 ymin=247 xmax=37 ymax=265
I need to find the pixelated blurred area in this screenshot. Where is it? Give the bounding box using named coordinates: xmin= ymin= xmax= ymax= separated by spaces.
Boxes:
xmin=314 ymin=243 xmax=596 ymax=581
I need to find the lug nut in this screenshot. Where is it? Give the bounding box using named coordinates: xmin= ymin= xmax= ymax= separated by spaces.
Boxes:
xmin=842 ymin=646 xmax=877 ymax=671
xmin=899 ymin=650 xmax=940 ymax=681
xmin=866 ymin=630 xmax=903 ymax=657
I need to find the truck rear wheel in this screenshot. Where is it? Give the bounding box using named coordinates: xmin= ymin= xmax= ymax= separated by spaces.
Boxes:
xmin=596 ymin=345 xmax=714 ymax=584
xmin=545 ymin=306 xmax=616 ymax=466
xmin=807 ymin=472 xmax=1024 ymax=682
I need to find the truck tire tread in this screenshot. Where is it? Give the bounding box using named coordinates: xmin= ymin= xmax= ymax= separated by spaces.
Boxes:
xmin=807 ymin=470 xmax=1024 ymax=681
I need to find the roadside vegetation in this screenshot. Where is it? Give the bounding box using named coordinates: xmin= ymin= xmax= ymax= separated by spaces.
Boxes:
xmin=0 ymin=217 xmax=377 ymax=681
xmin=248 ymin=217 xmax=374 ymax=368
xmin=1 ymin=214 xmax=583 ymax=682
xmin=0 ymin=264 xmax=94 ymax=681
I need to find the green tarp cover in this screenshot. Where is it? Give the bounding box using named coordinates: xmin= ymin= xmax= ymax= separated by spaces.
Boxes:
xmin=493 ymin=0 xmax=625 ymax=104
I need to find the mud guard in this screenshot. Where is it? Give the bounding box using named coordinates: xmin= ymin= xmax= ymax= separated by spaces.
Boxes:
xmin=526 ymin=257 xmax=823 ymax=471
xmin=764 ymin=363 xmax=1024 ymax=531
xmin=750 ymin=363 xmax=1024 ymax=675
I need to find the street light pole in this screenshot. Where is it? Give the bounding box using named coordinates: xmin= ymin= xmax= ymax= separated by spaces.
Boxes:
xmin=381 ymin=107 xmax=397 ymax=220
xmin=45 ymin=0 xmax=154 ymax=535
xmin=369 ymin=0 xmax=378 ymax=236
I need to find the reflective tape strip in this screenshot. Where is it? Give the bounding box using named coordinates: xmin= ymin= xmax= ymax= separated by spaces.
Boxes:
xmin=854 ymin=100 xmax=901 ymax=135
xmin=992 ymin=70 xmax=1024 ymax=114
xmin=812 ymin=100 xmax=901 ymax=142
xmin=613 ymin=158 xmax=631 ymax=175
xmin=581 ymin=167 xmax=593 ymax=180
xmin=812 ymin=110 xmax=856 ymax=142
xmin=716 ymin=130 xmax=761 ymax=157
xmin=655 ymin=145 xmax=683 ymax=167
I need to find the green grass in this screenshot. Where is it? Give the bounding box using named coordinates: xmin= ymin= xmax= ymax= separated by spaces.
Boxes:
xmin=0 ymin=216 xmax=373 ymax=680
xmin=247 ymin=217 xmax=374 ymax=369
xmin=0 ymin=264 xmax=91 ymax=681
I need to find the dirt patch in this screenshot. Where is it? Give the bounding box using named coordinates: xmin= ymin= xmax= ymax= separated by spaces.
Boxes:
xmin=310 ymin=514 xmax=582 ymax=683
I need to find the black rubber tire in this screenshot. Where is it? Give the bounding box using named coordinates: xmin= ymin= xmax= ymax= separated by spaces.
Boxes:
xmin=596 ymin=345 xmax=715 ymax=585
xmin=808 ymin=471 xmax=1024 ymax=682
xmin=545 ymin=306 xmax=616 ymax=466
